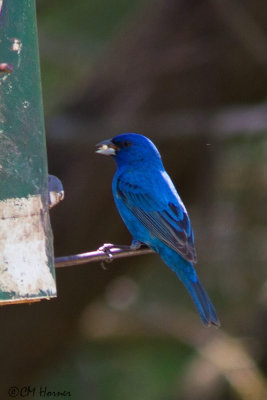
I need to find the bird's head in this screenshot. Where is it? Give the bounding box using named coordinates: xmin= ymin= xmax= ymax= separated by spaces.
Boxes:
xmin=96 ymin=133 xmax=162 ymax=168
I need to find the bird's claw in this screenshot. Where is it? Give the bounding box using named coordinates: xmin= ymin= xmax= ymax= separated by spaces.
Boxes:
xmin=98 ymin=243 xmax=116 ymax=270
xmin=99 ymin=243 xmax=114 ymax=261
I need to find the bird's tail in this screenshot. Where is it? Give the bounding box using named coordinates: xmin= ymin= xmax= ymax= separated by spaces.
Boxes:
xmin=182 ymin=276 xmax=220 ymax=327
xmin=156 ymin=246 xmax=220 ymax=327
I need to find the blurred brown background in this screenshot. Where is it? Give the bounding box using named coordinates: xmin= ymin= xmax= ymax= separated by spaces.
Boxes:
xmin=1 ymin=0 xmax=267 ymax=398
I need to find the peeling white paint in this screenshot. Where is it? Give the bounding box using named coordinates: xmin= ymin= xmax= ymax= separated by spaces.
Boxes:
xmin=0 ymin=195 xmax=57 ymax=299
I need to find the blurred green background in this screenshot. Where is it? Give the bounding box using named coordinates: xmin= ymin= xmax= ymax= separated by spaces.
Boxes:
xmin=1 ymin=0 xmax=267 ymax=399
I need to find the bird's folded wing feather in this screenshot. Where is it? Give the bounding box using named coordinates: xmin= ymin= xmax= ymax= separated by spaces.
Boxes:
xmin=117 ymin=177 xmax=197 ymax=263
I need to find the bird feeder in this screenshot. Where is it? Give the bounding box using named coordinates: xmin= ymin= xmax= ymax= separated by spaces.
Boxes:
xmin=0 ymin=0 xmax=57 ymax=303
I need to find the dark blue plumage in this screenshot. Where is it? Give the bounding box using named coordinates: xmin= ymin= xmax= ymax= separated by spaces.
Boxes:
xmin=96 ymin=133 xmax=220 ymax=327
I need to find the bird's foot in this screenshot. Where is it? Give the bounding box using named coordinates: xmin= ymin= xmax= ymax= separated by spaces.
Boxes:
xmin=98 ymin=242 xmax=134 ymax=268
xmin=98 ymin=243 xmax=115 ymax=269
xmin=98 ymin=241 xmax=148 ymax=269
xmin=102 ymin=243 xmax=137 ymax=251
xmin=130 ymin=240 xmax=146 ymax=250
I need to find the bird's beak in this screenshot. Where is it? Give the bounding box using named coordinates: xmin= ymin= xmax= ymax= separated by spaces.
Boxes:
xmin=95 ymin=139 xmax=118 ymax=156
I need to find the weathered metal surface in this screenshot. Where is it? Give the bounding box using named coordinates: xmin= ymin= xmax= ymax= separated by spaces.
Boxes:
xmin=0 ymin=0 xmax=56 ymax=302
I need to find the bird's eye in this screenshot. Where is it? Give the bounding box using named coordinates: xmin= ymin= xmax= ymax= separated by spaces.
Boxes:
xmin=120 ymin=140 xmax=132 ymax=148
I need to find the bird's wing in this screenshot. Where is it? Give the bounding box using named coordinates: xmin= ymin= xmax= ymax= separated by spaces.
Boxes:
xmin=116 ymin=175 xmax=197 ymax=263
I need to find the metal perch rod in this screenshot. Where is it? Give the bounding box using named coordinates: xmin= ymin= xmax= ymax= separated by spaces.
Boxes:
xmin=55 ymin=244 xmax=154 ymax=268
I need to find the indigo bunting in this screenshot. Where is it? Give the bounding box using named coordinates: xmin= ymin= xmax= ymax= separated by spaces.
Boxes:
xmin=96 ymin=133 xmax=220 ymax=327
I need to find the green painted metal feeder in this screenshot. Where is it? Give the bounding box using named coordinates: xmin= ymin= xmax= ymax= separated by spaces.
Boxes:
xmin=0 ymin=0 xmax=57 ymax=303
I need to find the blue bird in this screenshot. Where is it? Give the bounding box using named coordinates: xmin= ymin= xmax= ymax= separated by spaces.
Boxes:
xmin=96 ymin=133 xmax=220 ymax=327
